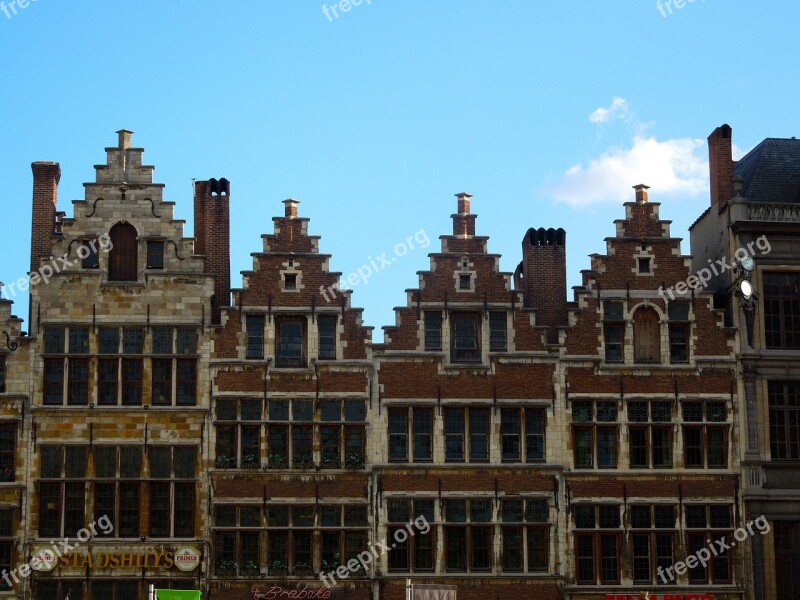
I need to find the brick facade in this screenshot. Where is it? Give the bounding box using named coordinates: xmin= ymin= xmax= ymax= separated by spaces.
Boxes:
xmin=0 ymin=130 xmax=766 ymax=600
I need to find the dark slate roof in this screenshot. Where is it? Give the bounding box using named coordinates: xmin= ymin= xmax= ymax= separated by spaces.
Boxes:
xmin=733 ymin=137 xmax=800 ymax=203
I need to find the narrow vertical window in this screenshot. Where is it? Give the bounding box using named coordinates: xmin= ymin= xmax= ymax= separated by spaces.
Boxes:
xmin=246 ymin=315 xmax=265 ymax=360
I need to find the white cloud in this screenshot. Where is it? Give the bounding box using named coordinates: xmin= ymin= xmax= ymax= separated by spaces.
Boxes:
xmin=545 ymin=134 xmax=709 ymax=207
xmin=589 ymin=97 xmax=631 ymax=123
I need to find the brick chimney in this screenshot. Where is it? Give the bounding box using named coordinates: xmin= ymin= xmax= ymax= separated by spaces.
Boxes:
xmin=519 ymin=227 xmax=567 ymax=344
xmin=283 ymin=199 xmax=300 ymax=218
xmin=708 ymin=124 xmax=733 ymax=206
xmin=633 ymin=183 xmax=650 ymax=204
xmin=30 ymin=162 xmax=61 ymax=274
xmin=194 ymin=178 xmax=231 ymax=324
xmin=452 ymin=192 xmax=476 ymax=237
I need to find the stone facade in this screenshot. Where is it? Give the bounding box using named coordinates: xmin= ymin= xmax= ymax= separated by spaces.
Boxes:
xmin=691 ymin=125 xmax=800 ymax=600
xmin=0 ymin=128 xmax=790 ymax=600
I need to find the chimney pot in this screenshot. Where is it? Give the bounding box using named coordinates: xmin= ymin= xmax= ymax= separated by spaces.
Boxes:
xmin=283 ymin=199 xmax=300 ymax=219
xmin=633 ymin=184 xmax=650 ymax=204
xmin=116 ymin=129 xmax=134 ymax=149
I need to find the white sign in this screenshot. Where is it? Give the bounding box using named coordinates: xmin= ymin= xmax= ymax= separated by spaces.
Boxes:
xmin=31 ymin=548 xmax=58 ymax=572
xmin=173 ymin=547 xmax=201 ymax=572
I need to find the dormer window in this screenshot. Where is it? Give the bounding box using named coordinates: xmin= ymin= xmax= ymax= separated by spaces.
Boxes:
xmin=459 ymin=274 xmax=471 ymax=290
xmin=638 ymin=258 xmax=651 ymax=274
xmin=284 ymin=273 xmax=297 ymax=291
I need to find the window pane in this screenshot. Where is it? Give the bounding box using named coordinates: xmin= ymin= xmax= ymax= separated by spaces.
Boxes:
xmin=469 ymin=408 xmax=490 ymax=462
xmin=574 ymin=428 xmax=593 ymax=467
xmin=99 ymin=327 xmax=120 ymax=354
xmin=176 ymin=328 xmax=197 ymax=355
xmin=175 ymin=359 xmax=196 ymax=405
xmin=424 ymin=311 xmax=442 ymax=350
xmin=597 ymin=427 xmax=617 ymax=467
xmin=246 ymin=316 xmax=265 ymax=359
xmin=445 ymin=500 xmax=466 ymax=523
xmin=470 ymin=499 xmax=492 ymax=523
xmin=152 ymin=327 xmax=172 ymax=354
xmin=525 ymin=408 xmax=545 ymax=462
xmin=503 ymin=528 xmax=523 ymax=571
xmin=149 ymin=447 xmax=170 ymax=478
xmin=490 ymin=311 xmax=507 ymax=351
xmin=44 ymin=327 xmax=65 ymax=354
xmin=269 ymin=400 xmax=289 ymax=421
xmin=241 ymin=399 xmax=262 ymax=421
xmin=388 ymin=408 xmax=408 ymax=462
xmin=344 ymin=400 xmax=366 ymax=422
xmin=69 ymin=327 xmax=90 ymax=354
xmin=174 ymin=447 xmax=196 ymax=478
xmin=65 ymin=446 xmax=87 ymax=478
xmin=528 ymin=527 xmax=548 ymax=571
xmin=293 ymin=400 xmax=312 ymax=421
xmin=446 ymin=528 xmax=466 ymax=571
xmin=321 ymin=400 xmax=341 ymax=422
xmin=318 ymin=316 xmax=337 ymax=359
xmin=412 ymin=408 xmax=432 ymax=461
xmin=388 ymin=499 xmax=410 ymax=523
xmin=527 ymin=499 xmax=548 ymax=523
xmin=444 ymin=407 xmax=465 ymax=462
xmin=123 ymin=328 xmax=144 ymax=354
xmin=501 ymin=408 xmax=520 ymax=462
xmin=94 ymin=447 xmax=116 ymax=478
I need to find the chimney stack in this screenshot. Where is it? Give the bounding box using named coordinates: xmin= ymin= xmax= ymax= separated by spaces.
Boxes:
xmin=633 ymin=184 xmax=650 ymax=204
xmin=708 ymin=124 xmax=733 ymax=206
xmin=194 ymin=178 xmax=231 ymax=324
xmin=30 ymin=162 xmax=61 ymax=274
xmin=116 ymin=129 xmax=133 ymax=149
xmin=283 ymin=199 xmax=300 ymax=219
xmin=518 ymin=227 xmax=568 ymax=344
xmin=452 ymin=192 xmax=476 ymax=237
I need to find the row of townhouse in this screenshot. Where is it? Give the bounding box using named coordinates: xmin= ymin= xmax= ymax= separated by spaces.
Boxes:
xmin=0 ymin=126 xmax=797 ymax=600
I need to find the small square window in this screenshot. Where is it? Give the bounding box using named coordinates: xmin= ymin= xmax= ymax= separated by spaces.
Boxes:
xmin=147 ymin=241 xmax=164 ymax=270
xmin=81 ymin=240 xmax=99 ymax=269
xmin=638 ymin=257 xmax=651 ymax=274
xmin=459 ymin=274 xmax=471 ymax=290
xmin=284 ymin=274 xmax=297 ymax=290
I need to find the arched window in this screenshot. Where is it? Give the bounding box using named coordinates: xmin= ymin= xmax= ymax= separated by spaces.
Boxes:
xmin=633 ymin=307 xmax=661 ymax=364
xmin=108 ymin=223 xmax=138 ymax=281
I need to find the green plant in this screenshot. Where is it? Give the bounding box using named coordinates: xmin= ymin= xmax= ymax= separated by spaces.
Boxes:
xmin=269 ymin=559 xmax=288 ymax=575
xmin=321 ymin=454 xmax=340 ymax=468
xmin=215 ymin=455 xmax=236 ymax=469
xmin=242 ymin=560 xmax=260 ymax=575
xmin=345 ymin=453 xmax=364 ymax=469
xmin=217 ymin=559 xmax=239 ymax=574
xmin=242 ymin=454 xmax=260 ymax=469
xmin=293 ymin=456 xmax=314 ymax=470
xmin=268 ymin=454 xmax=287 ymax=469
xmin=320 ymin=559 xmax=340 ymax=573
xmin=293 ymin=561 xmax=313 ymax=574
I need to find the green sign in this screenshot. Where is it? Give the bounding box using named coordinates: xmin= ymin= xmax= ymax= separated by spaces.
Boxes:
xmin=155 ymin=591 xmax=202 ymax=600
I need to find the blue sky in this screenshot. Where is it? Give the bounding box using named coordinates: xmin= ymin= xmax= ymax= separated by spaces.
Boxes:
xmin=1 ymin=0 xmax=798 ymax=338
